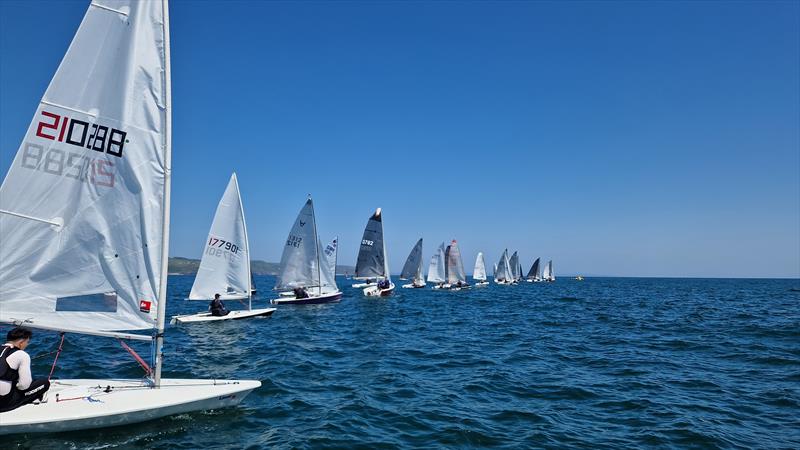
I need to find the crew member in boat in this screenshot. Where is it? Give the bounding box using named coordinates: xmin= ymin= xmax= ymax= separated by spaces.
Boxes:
xmin=0 ymin=327 xmax=51 ymax=412
xmin=293 ymin=287 xmax=309 ymax=299
xmin=377 ymin=279 xmax=391 ymax=290
xmin=209 ymin=294 xmax=230 ymax=316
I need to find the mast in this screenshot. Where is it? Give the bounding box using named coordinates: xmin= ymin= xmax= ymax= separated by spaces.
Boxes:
xmin=154 ymin=0 xmax=172 ymax=388
xmin=236 ymin=173 xmax=252 ymax=311
xmin=310 ymin=195 xmax=321 ymax=295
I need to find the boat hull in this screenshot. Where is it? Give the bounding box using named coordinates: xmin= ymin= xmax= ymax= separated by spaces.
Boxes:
xmin=0 ymin=378 xmax=260 ymax=435
xmin=364 ymin=283 xmax=395 ymax=297
xmin=401 ymin=283 xmax=426 ymax=289
xmin=170 ymin=308 xmax=276 ymax=324
xmin=271 ymin=291 xmax=342 ymax=305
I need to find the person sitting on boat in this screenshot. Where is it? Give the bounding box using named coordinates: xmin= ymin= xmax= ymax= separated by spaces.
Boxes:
xmin=293 ymin=287 xmax=309 ymax=299
xmin=377 ymin=279 xmax=390 ymax=290
xmin=0 ymin=327 xmax=51 ymax=413
xmin=209 ymin=294 xmax=229 ymax=317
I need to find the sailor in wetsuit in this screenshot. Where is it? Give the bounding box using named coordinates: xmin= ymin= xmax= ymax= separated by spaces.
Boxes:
xmin=0 ymin=327 xmax=51 ymax=413
xmin=209 ymin=293 xmax=230 ymax=317
xmin=378 ymin=279 xmax=390 ymax=290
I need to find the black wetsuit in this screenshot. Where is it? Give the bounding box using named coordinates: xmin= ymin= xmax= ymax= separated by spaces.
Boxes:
xmin=0 ymin=345 xmax=50 ymax=412
xmin=209 ymin=299 xmax=229 ymax=316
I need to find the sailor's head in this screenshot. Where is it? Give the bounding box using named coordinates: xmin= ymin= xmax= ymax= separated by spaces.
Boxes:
xmin=6 ymin=327 xmax=32 ymax=350
xmin=214 ymin=293 xmax=221 ymax=300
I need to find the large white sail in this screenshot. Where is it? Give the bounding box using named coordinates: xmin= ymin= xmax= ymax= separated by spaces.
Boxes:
xmin=473 ymin=252 xmax=487 ymax=281
xmin=0 ymin=0 xmax=170 ymax=334
xmin=427 ymin=242 xmax=446 ymax=283
xmin=494 ymin=249 xmax=513 ymax=282
xmin=188 ymin=174 xmax=250 ymax=300
xmin=275 ymin=199 xmax=320 ymax=291
xmin=543 ymin=260 xmax=552 ymax=280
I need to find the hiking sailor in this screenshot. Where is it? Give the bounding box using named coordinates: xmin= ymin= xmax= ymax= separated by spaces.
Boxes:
xmin=0 ymin=327 xmax=51 ymax=412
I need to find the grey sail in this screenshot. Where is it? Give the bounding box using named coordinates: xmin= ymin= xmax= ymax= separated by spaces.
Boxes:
xmin=527 ymin=258 xmax=541 ymax=279
xmin=355 ymin=208 xmax=386 ymax=279
xmin=275 ymin=199 xmax=320 ymax=291
xmin=509 ymin=251 xmax=520 ymax=280
xmin=400 ymin=238 xmax=423 ymax=280
xmin=427 ymin=242 xmax=446 ymax=283
xmin=495 ymin=249 xmax=512 ymax=282
xmin=445 ymin=240 xmax=467 ymax=284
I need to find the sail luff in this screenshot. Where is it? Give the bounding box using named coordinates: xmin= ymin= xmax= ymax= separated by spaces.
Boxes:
xmin=234 ymin=174 xmax=252 ymax=310
xmin=154 ymin=0 xmax=172 ymax=387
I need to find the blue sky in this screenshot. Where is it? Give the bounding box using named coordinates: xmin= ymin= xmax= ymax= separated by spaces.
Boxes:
xmin=1 ymin=1 xmax=798 ymax=278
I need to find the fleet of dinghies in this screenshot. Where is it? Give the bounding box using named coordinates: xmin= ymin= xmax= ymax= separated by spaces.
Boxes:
xmin=0 ymin=0 xmax=561 ymax=435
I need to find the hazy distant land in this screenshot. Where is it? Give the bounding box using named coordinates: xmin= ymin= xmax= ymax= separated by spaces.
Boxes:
xmin=168 ymin=257 xmax=355 ymax=276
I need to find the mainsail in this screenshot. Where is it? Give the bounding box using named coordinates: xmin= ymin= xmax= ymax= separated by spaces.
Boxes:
xmin=275 ymin=198 xmax=327 ymax=292
xmin=400 ymin=238 xmax=423 ymax=280
xmin=494 ymin=249 xmax=512 ymax=282
xmin=445 ymin=240 xmax=467 ymax=284
xmin=427 ymin=242 xmax=446 ymax=283
xmin=527 ymin=258 xmax=541 ymax=280
xmin=323 ymin=237 xmax=338 ymax=285
xmin=473 ymin=252 xmax=487 ymax=281
xmin=354 ymin=208 xmax=388 ymax=280
xmin=0 ymin=0 xmax=170 ymax=335
xmin=509 ymin=251 xmax=520 ymax=280
xmin=188 ymin=173 xmax=250 ymax=301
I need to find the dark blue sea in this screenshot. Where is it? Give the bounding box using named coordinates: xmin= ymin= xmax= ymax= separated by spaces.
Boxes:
xmin=6 ymin=276 xmax=800 ymax=449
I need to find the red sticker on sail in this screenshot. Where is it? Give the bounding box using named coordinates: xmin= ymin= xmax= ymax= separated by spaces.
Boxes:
xmin=139 ymin=300 xmax=152 ymax=313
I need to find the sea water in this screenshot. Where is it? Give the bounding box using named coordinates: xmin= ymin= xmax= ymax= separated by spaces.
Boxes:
xmin=6 ymin=277 xmax=799 ymax=448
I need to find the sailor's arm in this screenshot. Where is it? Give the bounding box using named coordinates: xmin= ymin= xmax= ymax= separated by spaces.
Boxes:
xmin=10 ymin=351 xmax=33 ymax=390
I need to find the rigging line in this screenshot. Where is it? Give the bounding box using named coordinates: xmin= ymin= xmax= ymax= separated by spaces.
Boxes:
xmin=118 ymin=338 xmax=152 ymax=376
xmin=47 ymin=332 xmax=66 ymax=380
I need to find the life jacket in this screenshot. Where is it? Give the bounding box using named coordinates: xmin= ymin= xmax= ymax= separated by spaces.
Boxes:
xmin=0 ymin=346 xmax=20 ymax=394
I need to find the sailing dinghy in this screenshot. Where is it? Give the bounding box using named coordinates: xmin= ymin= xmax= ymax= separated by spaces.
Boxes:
xmin=427 ymin=243 xmax=447 ymax=289
xmin=443 ymin=240 xmax=469 ymax=290
xmin=355 ymin=208 xmax=395 ymax=296
xmin=271 ymin=197 xmax=342 ymax=305
xmin=473 ymin=252 xmax=489 ymax=286
xmin=526 ymin=257 xmax=542 ymax=282
xmin=400 ymin=238 xmax=426 ymax=288
xmin=494 ymin=250 xmax=514 ymax=284
xmin=171 ymin=174 xmax=275 ymax=324
xmin=0 ymin=0 xmax=259 ymax=434
xmin=509 ymin=251 xmax=521 ymax=283
xmin=543 ymin=260 xmax=556 ymax=282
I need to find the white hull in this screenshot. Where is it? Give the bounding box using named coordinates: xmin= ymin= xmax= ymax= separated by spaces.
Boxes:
xmin=363 ymin=282 xmax=395 ymax=297
xmin=474 ymin=281 xmax=489 ymax=286
xmin=170 ymin=308 xmax=276 ymax=324
xmin=271 ymin=290 xmax=343 ymax=305
xmin=187 ymin=293 xmax=249 ymax=301
xmin=352 ymin=282 xmax=377 ymax=289
xmin=401 ymin=282 xmax=426 ymax=289
xmin=0 ymin=378 xmax=260 ymax=435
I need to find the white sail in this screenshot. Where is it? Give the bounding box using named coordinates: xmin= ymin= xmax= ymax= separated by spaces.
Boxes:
xmin=188 ymin=174 xmax=250 ymax=301
xmin=543 ymin=260 xmax=552 ymax=280
xmin=445 ymin=240 xmax=467 ymax=284
xmin=321 ymin=237 xmax=339 ymax=290
xmin=509 ymin=251 xmax=520 ymax=280
xmin=494 ymin=249 xmax=513 ymax=282
xmin=0 ymin=0 xmax=171 ymax=334
xmin=427 ymin=242 xmax=446 ymax=283
xmin=473 ymin=252 xmax=487 ymax=281
xmin=275 ymin=199 xmax=320 ymax=291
